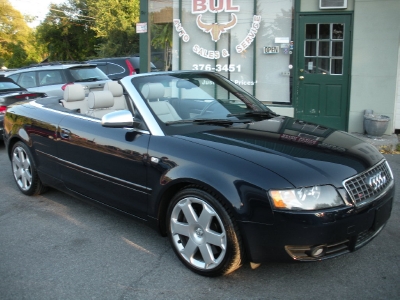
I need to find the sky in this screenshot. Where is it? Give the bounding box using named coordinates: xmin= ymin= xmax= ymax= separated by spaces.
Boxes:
xmin=10 ymin=0 xmax=66 ymax=27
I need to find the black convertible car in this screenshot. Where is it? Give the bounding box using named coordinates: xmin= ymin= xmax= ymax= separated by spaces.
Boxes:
xmin=3 ymin=71 xmax=394 ymax=276
xmin=0 ymin=77 xmax=47 ymax=140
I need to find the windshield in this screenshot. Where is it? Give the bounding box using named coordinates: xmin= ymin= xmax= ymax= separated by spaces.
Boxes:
xmin=131 ymin=72 xmax=275 ymax=126
xmin=69 ymin=66 xmax=109 ymax=81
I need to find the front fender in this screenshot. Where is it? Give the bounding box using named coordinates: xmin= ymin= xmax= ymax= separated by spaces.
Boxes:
xmin=147 ymin=136 xmax=293 ymax=225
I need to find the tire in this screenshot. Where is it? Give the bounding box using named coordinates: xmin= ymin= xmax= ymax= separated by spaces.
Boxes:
xmin=11 ymin=141 xmax=46 ymax=196
xmin=167 ymin=187 xmax=243 ymax=276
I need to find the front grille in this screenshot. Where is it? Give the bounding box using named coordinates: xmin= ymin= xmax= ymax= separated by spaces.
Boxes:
xmin=343 ymin=160 xmax=393 ymax=207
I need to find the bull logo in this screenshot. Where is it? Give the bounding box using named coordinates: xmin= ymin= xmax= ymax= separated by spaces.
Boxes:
xmin=196 ymin=13 xmax=237 ymax=42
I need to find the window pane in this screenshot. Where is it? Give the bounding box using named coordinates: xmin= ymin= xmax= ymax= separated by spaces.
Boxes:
xmin=38 ymin=70 xmax=63 ymax=86
xmin=305 ymin=41 xmax=317 ymax=56
xmin=108 ymin=63 xmax=125 ymax=74
xmin=319 ymin=24 xmax=330 ymax=39
xmin=8 ymin=74 xmax=19 ymax=82
xmin=19 ymin=72 xmax=37 ymax=88
xmin=318 ymin=41 xmax=330 ymax=56
xmin=331 ymin=59 xmax=343 ymax=75
xmin=332 ymin=41 xmax=343 ymax=56
xmin=306 ymin=24 xmax=317 ymax=39
xmin=332 ymin=24 xmax=344 ymax=39
xmin=318 ymin=58 xmax=330 ymax=74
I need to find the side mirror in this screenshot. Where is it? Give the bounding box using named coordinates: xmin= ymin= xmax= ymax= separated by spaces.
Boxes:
xmin=101 ymin=110 xmax=134 ymax=128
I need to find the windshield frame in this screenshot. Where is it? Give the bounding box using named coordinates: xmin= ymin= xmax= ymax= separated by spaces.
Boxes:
xmin=130 ymin=71 xmax=275 ymax=135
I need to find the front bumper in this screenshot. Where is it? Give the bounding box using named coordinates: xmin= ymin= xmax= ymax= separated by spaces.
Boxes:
xmin=238 ymin=185 xmax=394 ymax=263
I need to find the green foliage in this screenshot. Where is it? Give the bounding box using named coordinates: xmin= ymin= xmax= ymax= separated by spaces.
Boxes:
xmin=0 ymin=0 xmax=42 ymax=67
xmin=36 ymin=0 xmax=97 ymax=61
xmin=151 ymin=23 xmax=173 ymax=71
xmin=87 ymin=0 xmax=140 ymax=57
xmin=2 ymin=0 xmax=144 ymax=65
xmin=94 ymin=29 xmax=139 ymax=58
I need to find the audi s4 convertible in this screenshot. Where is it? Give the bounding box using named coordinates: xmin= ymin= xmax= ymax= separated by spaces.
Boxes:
xmin=2 ymin=71 xmax=394 ymax=276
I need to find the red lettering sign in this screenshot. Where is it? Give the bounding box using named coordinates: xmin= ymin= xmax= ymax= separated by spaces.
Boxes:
xmin=192 ymin=0 xmax=240 ymax=14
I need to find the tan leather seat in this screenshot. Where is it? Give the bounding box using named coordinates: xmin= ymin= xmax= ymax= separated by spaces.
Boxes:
xmin=103 ymin=81 xmax=127 ymax=110
xmin=86 ymin=90 xmax=115 ymax=118
xmin=60 ymin=84 xmax=88 ymax=113
xmin=141 ymin=82 xmax=181 ymax=122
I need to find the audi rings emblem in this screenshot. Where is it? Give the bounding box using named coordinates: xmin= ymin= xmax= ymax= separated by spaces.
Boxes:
xmin=365 ymin=172 xmax=386 ymax=191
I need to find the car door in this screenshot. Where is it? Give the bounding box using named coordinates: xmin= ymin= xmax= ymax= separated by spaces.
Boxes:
xmin=56 ymin=114 xmax=150 ymax=218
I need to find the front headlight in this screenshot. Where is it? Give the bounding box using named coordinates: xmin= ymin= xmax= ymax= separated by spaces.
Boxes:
xmin=269 ymin=185 xmax=344 ymax=210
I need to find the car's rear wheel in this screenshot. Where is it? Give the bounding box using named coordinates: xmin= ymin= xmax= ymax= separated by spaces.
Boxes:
xmin=167 ymin=187 xmax=243 ymax=276
xmin=11 ymin=141 xmax=46 ymax=195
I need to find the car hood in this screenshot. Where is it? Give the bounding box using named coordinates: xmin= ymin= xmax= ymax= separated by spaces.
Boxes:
xmin=175 ymin=116 xmax=384 ymax=188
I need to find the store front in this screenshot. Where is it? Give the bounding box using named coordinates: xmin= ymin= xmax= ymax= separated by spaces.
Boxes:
xmin=146 ymin=0 xmax=400 ymax=134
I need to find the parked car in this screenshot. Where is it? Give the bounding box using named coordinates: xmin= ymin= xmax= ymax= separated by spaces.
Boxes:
xmin=3 ymin=71 xmax=394 ymax=276
xmin=0 ymin=68 xmax=19 ymax=77
xmin=5 ymin=62 xmax=110 ymax=97
xmin=87 ymin=56 xmax=159 ymax=80
xmin=0 ymin=77 xmax=47 ymax=140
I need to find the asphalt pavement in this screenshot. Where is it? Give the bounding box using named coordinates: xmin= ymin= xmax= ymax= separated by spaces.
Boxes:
xmin=0 ymin=141 xmax=399 ymax=300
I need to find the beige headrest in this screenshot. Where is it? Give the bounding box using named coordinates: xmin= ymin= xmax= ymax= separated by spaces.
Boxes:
xmin=88 ymin=91 xmax=114 ymax=109
xmin=104 ymin=81 xmax=123 ymax=97
xmin=141 ymin=82 xmax=165 ymax=100
xmin=64 ymin=84 xmax=85 ymax=102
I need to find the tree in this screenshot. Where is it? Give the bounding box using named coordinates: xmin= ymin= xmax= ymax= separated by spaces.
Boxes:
xmin=36 ymin=0 xmax=97 ymax=61
xmin=151 ymin=23 xmax=172 ymax=71
xmin=87 ymin=0 xmax=140 ymax=57
xmin=0 ymin=0 xmax=42 ymax=67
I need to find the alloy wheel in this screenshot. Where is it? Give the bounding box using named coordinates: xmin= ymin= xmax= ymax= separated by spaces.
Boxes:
xmin=12 ymin=146 xmax=33 ymax=191
xmin=170 ymin=196 xmax=227 ymax=270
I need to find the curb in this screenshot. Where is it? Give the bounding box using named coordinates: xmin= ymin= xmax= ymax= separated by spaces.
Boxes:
xmin=351 ymin=133 xmax=399 ymax=151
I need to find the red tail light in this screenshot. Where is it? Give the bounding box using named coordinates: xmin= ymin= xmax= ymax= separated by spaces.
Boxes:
xmin=62 ymin=83 xmax=74 ymax=91
xmin=0 ymin=105 xmax=7 ymax=114
xmin=125 ymin=59 xmax=136 ymax=75
xmin=14 ymin=93 xmax=39 ymax=99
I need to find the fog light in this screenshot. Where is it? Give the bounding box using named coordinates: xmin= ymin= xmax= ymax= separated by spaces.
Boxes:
xmin=309 ymin=245 xmax=326 ymax=258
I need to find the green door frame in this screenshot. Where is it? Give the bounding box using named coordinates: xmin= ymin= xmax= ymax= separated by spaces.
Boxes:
xmin=293 ymin=3 xmax=353 ymax=131
xmin=140 ymin=0 xmax=150 ymax=73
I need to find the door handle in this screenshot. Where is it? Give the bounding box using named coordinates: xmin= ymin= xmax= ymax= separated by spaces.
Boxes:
xmin=299 ymin=76 xmax=305 ymax=80
xmin=60 ymin=128 xmax=71 ymax=139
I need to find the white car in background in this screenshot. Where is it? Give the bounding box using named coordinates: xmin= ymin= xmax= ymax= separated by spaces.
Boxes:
xmin=6 ymin=63 xmax=110 ymax=97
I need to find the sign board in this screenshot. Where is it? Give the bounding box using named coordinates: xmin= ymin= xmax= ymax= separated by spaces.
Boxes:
xmin=275 ymin=37 xmax=290 ymax=44
xmin=136 ymin=23 xmax=147 ymax=33
xmin=264 ymin=46 xmax=280 ymax=54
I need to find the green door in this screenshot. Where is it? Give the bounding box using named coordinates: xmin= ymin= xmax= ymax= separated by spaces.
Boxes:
xmin=295 ymin=14 xmax=352 ymax=130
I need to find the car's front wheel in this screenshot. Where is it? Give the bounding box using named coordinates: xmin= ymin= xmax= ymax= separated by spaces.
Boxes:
xmin=167 ymin=187 xmax=243 ymax=276
xmin=11 ymin=141 xmax=46 ymax=195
